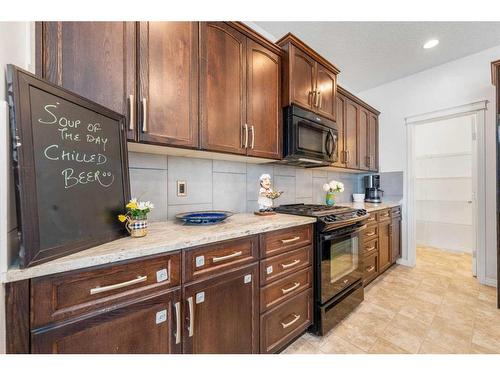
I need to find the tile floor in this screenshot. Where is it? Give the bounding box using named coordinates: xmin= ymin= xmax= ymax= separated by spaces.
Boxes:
xmin=283 ymin=246 xmax=499 ymax=354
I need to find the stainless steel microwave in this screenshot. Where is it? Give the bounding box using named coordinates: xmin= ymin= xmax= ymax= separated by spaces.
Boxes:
xmin=282 ymin=106 xmax=338 ymax=167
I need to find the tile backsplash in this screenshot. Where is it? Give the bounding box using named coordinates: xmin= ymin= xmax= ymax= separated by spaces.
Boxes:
xmin=129 ymin=152 xmax=365 ymax=221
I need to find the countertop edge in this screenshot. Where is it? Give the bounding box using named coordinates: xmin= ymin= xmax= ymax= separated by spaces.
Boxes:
xmin=2 ymin=214 xmax=317 ymax=283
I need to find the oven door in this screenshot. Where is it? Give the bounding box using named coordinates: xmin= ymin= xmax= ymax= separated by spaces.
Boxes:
xmin=318 ymin=225 xmax=365 ymax=304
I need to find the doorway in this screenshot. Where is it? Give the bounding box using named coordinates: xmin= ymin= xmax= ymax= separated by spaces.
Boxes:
xmin=404 ymin=101 xmax=487 ymax=283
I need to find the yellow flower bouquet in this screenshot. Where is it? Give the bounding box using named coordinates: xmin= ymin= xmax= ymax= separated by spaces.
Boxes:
xmin=118 ymin=198 xmax=154 ymax=237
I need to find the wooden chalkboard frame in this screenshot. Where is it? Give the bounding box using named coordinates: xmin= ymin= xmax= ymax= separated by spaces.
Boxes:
xmin=7 ymin=64 xmax=130 ymax=268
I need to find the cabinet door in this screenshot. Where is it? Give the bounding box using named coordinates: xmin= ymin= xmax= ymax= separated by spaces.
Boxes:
xmin=368 ymin=113 xmax=379 ymax=171
xmin=182 ymin=263 xmax=259 ymax=354
xmin=333 ymin=94 xmax=346 ymax=167
xmin=37 ymin=22 xmax=136 ymax=140
xmin=344 ymin=98 xmax=359 ymax=169
xmin=31 ymin=289 xmax=182 ymax=354
xmin=378 ymin=221 xmax=391 ymax=273
xmin=200 ymin=22 xmax=247 ymax=155
xmin=289 ymin=46 xmax=316 ymax=110
xmin=390 ymin=218 xmax=401 ymax=264
xmin=246 ymin=40 xmax=281 ymax=159
xmin=359 ymin=107 xmax=370 ymax=170
xmin=138 ymin=22 xmax=199 ymax=148
xmin=315 ymin=63 xmax=337 ymax=121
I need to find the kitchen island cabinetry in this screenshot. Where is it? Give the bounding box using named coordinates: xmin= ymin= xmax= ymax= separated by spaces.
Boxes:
xmin=5 ymin=220 xmax=315 ymax=354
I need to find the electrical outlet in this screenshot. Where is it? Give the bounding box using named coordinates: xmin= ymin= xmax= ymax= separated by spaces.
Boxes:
xmin=177 ymin=180 xmax=187 ymax=196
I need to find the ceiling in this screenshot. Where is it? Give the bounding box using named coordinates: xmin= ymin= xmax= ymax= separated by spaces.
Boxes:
xmin=254 ymin=22 xmax=500 ymax=92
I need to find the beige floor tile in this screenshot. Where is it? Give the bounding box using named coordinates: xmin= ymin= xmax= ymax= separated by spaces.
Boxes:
xmin=471 ymin=331 xmax=500 ymax=354
xmin=418 ymin=339 xmax=452 ymax=354
xmin=319 ymin=334 xmax=366 ymax=354
xmin=368 ymin=338 xmax=409 ymax=354
xmin=425 ymin=316 xmax=473 ymax=354
xmin=282 ymin=337 xmax=321 ymax=354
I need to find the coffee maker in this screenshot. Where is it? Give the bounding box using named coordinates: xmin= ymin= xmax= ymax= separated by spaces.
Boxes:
xmin=364 ymin=175 xmax=384 ymax=203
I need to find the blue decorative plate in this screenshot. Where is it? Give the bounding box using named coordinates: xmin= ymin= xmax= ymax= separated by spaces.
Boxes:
xmin=175 ymin=211 xmax=233 ymax=225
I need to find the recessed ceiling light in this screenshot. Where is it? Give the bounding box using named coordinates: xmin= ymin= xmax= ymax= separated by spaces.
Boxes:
xmin=423 ymin=39 xmax=439 ymax=49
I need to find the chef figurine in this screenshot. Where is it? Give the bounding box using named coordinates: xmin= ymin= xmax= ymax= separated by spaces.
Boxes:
xmin=258 ymin=174 xmax=283 ymax=213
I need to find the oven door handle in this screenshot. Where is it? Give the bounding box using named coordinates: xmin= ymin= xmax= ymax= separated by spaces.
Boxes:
xmin=321 ymin=224 xmax=367 ymax=241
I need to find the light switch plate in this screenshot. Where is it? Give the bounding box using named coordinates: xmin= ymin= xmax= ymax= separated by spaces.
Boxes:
xmin=177 ymin=180 xmax=187 ymax=196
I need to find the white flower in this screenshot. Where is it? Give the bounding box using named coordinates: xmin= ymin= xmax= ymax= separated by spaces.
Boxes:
xmin=328 ymin=181 xmax=337 ymax=190
xmin=326 ymin=180 xmax=345 ymax=193
xmin=323 ymin=183 xmax=331 ymax=192
xmin=337 ymin=182 xmax=345 ymax=192
xmin=145 ymin=201 xmax=154 ymax=209
xmin=130 ymin=198 xmax=137 ymax=204
xmin=137 ymin=201 xmax=147 ymax=210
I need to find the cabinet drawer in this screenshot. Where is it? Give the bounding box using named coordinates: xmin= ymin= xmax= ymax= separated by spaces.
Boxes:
xmin=363 ymin=225 xmax=378 ymax=242
xmin=260 ymin=224 xmax=313 ymax=258
xmin=378 ymin=209 xmax=391 ymax=222
xmin=31 ymin=252 xmax=181 ymax=328
xmin=260 ymin=246 xmax=312 ymax=285
xmin=363 ymin=239 xmax=378 ymax=256
xmin=366 ymin=212 xmax=377 ymax=226
xmin=260 ymin=288 xmax=312 ymax=354
xmin=183 ymin=235 xmax=259 ymax=283
xmin=363 ymin=252 xmax=379 ymax=285
xmin=260 ymin=267 xmax=312 ymax=313
xmin=391 ymin=206 xmax=401 ymax=218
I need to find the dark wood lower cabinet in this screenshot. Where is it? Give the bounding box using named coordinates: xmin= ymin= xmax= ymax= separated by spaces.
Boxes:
xmin=390 ymin=216 xmax=402 ymax=264
xmin=182 ymin=262 xmax=260 ymax=354
xmin=31 ymin=289 xmax=182 ymax=354
xmin=378 ymin=219 xmax=391 ymax=274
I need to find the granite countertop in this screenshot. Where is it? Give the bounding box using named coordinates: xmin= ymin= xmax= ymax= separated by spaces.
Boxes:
xmin=341 ymin=201 xmax=402 ymax=212
xmin=1 ymin=213 xmax=316 ymax=283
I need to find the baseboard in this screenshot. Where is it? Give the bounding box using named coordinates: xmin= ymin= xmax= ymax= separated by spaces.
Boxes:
xmin=396 ymin=258 xmax=414 ymax=267
xmin=482 ymin=277 xmax=497 ymax=287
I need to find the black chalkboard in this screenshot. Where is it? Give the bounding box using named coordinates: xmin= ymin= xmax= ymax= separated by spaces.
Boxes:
xmin=7 ymin=65 xmax=130 ymax=267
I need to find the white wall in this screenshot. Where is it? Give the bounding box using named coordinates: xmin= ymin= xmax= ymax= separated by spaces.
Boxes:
xmin=0 ymin=21 xmax=34 ymax=355
xmin=358 ymin=44 xmax=500 ymax=284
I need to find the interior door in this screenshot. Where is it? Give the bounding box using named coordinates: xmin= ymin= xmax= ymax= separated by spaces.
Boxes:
xmin=200 ymin=22 xmax=247 ymax=155
xmin=333 ymin=94 xmax=346 ymax=167
xmin=246 ymin=40 xmax=281 ymax=159
xmin=290 ymin=46 xmax=316 ymax=110
xmin=344 ymin=98 xmax=359 ymax=169
xmin=138 ymin=22 xmax=199 ymax=148
xmin=37 ymin=22 xmax=136 ymax=140
xmin=315 ymin=63 xmax=337 ymax=121
xmin=31 ymin=289 xmax=182 ymax=354
xmin=368 ymin=112 xmax=379 ymax=171
xmin=182 ymin=263 xmax=259 ymax=354
xmin=359 ymin=107 xmax=370 ymax=171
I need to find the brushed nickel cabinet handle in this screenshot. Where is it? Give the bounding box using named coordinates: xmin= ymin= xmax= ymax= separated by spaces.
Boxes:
xmin=142 ymin=98 xmax=148 ymax=132
xmin=174 ymin=301 xmax=181 ymax=344
xmin=281 ymin=314 xmax=301 ymax=329
xmin=366 ymin=246 xmax=376 ymax=252
xmin=317 ymin=91 xmax=322 ymax=108
xmin=212 ymin=251 xmax=242 ymax=263
xmin=281 ymin=282 xmax=301 ymax=294
xmin=280 ymin=236 xmax=300 ymax=244
xmin=309 ymin=90 xmax=315 ymax=106
xmin=89 ymin=275 xmax=147 ymax=295
xmin=366 ymin=265 xmax=375 ymax=272
xmin=250 ymin=125 xmax=255 ymax=149
xmin=242 ymin=124 xmax=248 ymax=148
xmin=128 ymin=94 xmax=135 ymax=131
xmin=281 ymin=259 xmax=301 ymax=269
xmin=187 ymin=296 xmax=194 ymax=338
xmin=366 ymin=231 xmax=376 ymax=236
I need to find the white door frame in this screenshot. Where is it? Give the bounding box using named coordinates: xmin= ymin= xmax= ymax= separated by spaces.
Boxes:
xmin=403 ymin=100 xmax=488 ymax=283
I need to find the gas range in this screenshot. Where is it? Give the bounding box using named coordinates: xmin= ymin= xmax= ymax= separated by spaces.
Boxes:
xmin=275 ymin=204 xmax=368 ymax=232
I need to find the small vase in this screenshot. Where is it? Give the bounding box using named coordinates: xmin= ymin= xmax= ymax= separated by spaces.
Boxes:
xmin=325 ymin=191 xmax=336 ymax=207
xmin=126 ymin=216 xmax=148 ymax=238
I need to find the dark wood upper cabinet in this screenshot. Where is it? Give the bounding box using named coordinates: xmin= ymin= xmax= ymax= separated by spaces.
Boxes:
xmin=246 ymin=40 xmax=282 ymax=159
xmin=344 ymin=97 xmax=359 ymax=169
xmin=332 ymin=94 xmax=346 ymax=167
xmin=315 ymin=63 xmax=337 ymax=120
xmin=31 ymin=289 xmax=182 ymax=354
xmin=368 ymin=113 xmax=379 ymax=171
xmin=182 ymin=263 xmax=259 ymax=354
xmin=200 ymin=22 xmax=247 ymax=155
xmin=289 ymin=46 xmax=316 ymax=109
xmin=278 ymin=33 xmax=340 ymax=122
xmin=36 ymin=22 xmax=137 ymax=141
xmin=359 ymin=107 xmax=370 ymax=171
xmin=138 ymin=22 xmax=199 ymax=148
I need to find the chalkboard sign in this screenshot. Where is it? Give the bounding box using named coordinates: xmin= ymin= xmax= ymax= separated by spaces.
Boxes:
xmin=7 ymin=65 xmax=130 ymax=267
